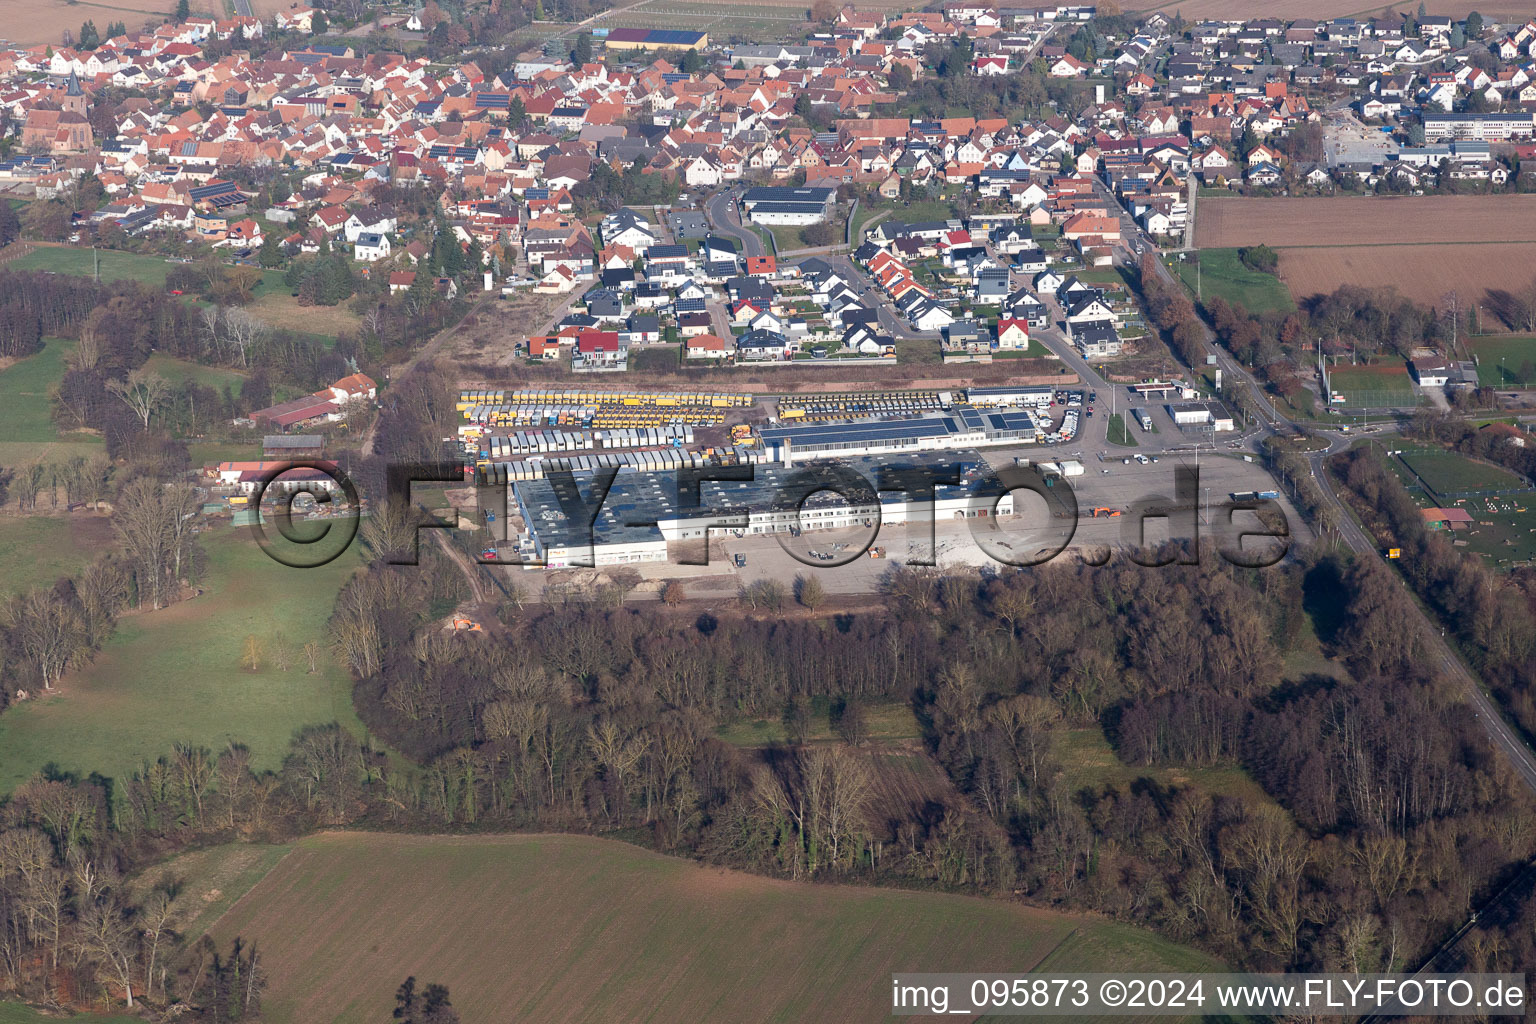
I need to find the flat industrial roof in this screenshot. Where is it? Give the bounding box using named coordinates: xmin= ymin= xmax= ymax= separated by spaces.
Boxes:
xmin=760 ymin=417 xmax=953 ymax=447
xmin=513 ymin=450 xmax=1004 ymax=548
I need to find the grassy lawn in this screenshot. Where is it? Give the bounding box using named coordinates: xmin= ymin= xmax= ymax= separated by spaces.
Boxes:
xmin=1056 ymin=727 xmax=1281 ymax=811
xmin=0 ymin=516 xmax=113 ymax=598
xmin=0 ymin=338 xmax=81 ymax=443
xmin=209 ymin=831 xmax=1221 ymax=1024
xmin=895 ymin=336 xmax=940 ymax=364
xmin=865 ymin=199 xmax=956 ymax=226
xmin=0 ymin=524 xmax=365 ymax=794
xmin=1470 ymin=336 xmax=1536 ymax=387
xmin=9 ymin=247 xmax=329 ymax=337
xmin=994 ymin=339 xmax=1052 ymax=358
xmin=244 ymin=290 xmax=359 ymax=340
xmin=1076 ymin=267 xmax=1134 ymax=289
xmin=715 ymin=698 xmax=920 ymax=747
xmin=1326 ymin=362 xmax=1417 ymax=407
xmin=142 ymin=352 xmax=249 ymax=394
xmin=1106 ymin=413 xmax=1137 ymax=447
xmin=1179 ymin=248 xmax=1295 ymax=314
xmin=1397 ymin=449 xmax=1527 ymax=496
xmin=768 ymin=224 xmax=814 ymax=251
xmin=10 ymin=246 xmax=185 ymax=287
xmin=0 ymin=339 xmax=105 ymax=473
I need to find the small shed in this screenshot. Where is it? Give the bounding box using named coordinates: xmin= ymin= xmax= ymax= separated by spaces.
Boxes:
xmin=1421 ymin=507 xmax=1474 ymax=531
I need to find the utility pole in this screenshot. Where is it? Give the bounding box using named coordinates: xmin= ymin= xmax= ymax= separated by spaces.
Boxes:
xmin=93 ymin=246 xmax=99 ymax=283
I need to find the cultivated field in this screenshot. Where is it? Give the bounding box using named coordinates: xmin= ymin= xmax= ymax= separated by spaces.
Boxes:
xmin=1196 ymin=196 xmax=1536 ymax=248
xmin=1195 ymin=197 xmax=1536 ymax=308
xmin=0 ymin=525 xmax=365 ymax=793
xmin=590 ymin=0 xmax=810 ymax=42
xmin=0 ymin=0 xmax=217 ymax=47
xmin=209 ymin=832 xmax=1220 ymax=1024
xmin=1278 ymin=242 xmax=1536 ymax=309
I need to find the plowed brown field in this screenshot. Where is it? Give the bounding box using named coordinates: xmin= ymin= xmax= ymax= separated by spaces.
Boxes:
xmin=1195 ymin=197 xmax=1536 ymax=308
xmin=1196 ymin=196 xmax=1536 ymax=248
xmin=209 ymin=832 xmax=1219 ymax=1023
xmin=1277 ymin=242 xmax=1536 ymax=307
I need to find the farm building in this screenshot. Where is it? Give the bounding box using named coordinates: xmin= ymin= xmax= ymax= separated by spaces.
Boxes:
xmin=601 ymin=28 xmax=708 ymax=51
xmin=263 ymin=435 xmax=326 ymax=458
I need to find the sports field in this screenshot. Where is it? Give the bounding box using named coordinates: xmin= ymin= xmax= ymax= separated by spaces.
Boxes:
xmin=208 ymin=832 xmax=1220 ymax=1024
xmin=1469 ymin=336 xmax=1536 ymax=387
xmin=1398 ymin=449 xmax=1527 ymax=497
xmin=1326 ymin=363 xmax=1417 ymax=408
xmin=0 ymin=525 xmax=364 ymax=793
xmin=1194 ymin=197 xmax=1536 ymax=308
xmin=1173 ymin=248 xmax=1295 ymax=313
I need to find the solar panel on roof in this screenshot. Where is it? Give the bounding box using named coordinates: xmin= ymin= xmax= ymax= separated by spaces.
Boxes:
xmin=648 ymin=29 xmax=705 ymax=45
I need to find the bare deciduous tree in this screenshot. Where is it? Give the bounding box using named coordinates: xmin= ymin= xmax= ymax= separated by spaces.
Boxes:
xmin=106 ymin=369 xmax=170 ymax=429
xmin=222 ymin=307 xmax=269 ymax=367
xmin=112 ymin=477 xmax=175 ymax=610
xmin=10 ymin=589 xmax=84 ymax=691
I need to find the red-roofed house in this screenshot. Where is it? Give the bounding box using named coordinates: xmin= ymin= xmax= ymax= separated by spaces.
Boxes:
xmin=995 ymin=318 xmax=1030 ymax=350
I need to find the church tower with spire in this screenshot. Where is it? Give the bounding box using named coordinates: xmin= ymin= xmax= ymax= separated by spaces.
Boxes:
xmin=62 ymin=70 xmax=88 ymax=117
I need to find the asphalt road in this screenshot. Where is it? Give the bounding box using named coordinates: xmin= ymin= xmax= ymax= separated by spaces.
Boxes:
xmin=705 ymin=189 xmax=765 ymax=260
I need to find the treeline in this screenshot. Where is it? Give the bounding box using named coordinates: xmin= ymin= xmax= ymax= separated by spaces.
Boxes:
xmin=1137 ymin=252 xmax=1209 ymax=368
xmin=0 ymin=272 xmax=101 ymax=359
xmin=317 ymin=523 xmax=1536 ymax=977
xmin=0 ymin=474 xmax=206 ymax=713
xmin=1332 ymin=444 xmax=1536 ymax=739
xmin=5 ymin=544 xmax=1536 ymax=1008
xmin=1200 ymin=283 xmax=1448 ymax=408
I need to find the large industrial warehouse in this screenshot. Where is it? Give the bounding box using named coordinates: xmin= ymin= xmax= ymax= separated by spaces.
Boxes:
xmin=761 ymin=407 xmax=1045 ymax=462
xmin=511 ymin=450 xmax=1016 ymax=567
